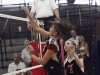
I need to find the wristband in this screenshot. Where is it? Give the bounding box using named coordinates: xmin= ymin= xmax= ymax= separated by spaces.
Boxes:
xmin=57 ymin=18 xmax=61 ymax=21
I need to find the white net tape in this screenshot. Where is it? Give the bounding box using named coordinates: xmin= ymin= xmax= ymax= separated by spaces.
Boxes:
xmin=0 ymin=13 xmax=44 ymax=25
xmin=0 ymin=13 xmax=29 ymax=21
xmin=2 ymin=65 xmax=43 ymax=75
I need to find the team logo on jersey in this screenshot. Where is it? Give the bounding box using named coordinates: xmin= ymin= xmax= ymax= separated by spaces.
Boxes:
xmin=68 ymin=64 xmax=73 ymax=73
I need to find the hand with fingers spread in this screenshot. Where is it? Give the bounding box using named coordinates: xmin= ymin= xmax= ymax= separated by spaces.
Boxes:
xmin=23 ymin=6 xmax=32 ymax=30
xmin=22 ymin=6 xmax=30 ymax=14
xmin=27 ymin=45 xmax=34 ymax=55
xmin=22 ymin=6 xmax=33 ymax=25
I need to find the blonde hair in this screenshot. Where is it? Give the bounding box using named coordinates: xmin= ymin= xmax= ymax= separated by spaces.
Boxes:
xmin=77 ymin=36 xmax=86 ymax=48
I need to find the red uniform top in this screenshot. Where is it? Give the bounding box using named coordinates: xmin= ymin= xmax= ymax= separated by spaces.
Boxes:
xmin=30 ymin=41 xmax=48 ymax=75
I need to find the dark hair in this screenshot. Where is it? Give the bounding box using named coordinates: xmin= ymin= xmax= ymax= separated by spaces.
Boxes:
xmin=70 ymin=29 xmax=76 ymax=32
xmin=50 ymin=19 xmax=74 ymax=39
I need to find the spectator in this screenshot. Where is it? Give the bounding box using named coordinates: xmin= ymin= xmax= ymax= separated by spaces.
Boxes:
xmin=77 ymin=36 xmax=89 ymax=60
xmin=21 ymin=40 xmax=31 ymax=67
xmin=8 ymin=53 xmax=26 ymax=75
xmin=27 ymin=0 xmax=60 ymax=31
xmin=69 ymin=29 xmax=79 ymax=46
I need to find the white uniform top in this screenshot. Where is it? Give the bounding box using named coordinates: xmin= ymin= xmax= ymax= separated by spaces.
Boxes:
xmin=31 ymin=0 xmax=58 ymax=18
xmin=8 ymin=61 xmax=26 ymax=75
xmin=69 ymin=36 xmax=79 ymax=46
xmin=21 ymin=48 xmax=31 ymax=62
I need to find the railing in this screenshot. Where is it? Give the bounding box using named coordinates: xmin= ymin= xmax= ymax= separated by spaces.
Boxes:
xmin=1 ymin=18 xmax=9 ymax=68
xmin=0 ymin=37 xmax=4 ymax=69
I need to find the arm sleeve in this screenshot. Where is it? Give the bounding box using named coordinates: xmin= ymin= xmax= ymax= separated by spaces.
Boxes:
xmin=69 ymin=38 xmax=72 ymax=40
xmin=21 ymin=50 xmax=25 ymax=58
xmin=22 ymin=63 xmax=26 ymax=69
xmin=78 ymin=55 xmax=84 ymax=59
xmin=47 ymin=44 xmax=58 ymax=53
xmin=30 ymin=1 xmax=36 ymax=13
xmin=50 ymin=0 xmax=58 ymax=10
xmin=8 ymin=64 xmax=12 ymax=73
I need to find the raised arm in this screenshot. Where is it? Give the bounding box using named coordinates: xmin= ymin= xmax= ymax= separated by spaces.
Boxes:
xmin=8 ymin=64 xmax=13 ymax=73
xmin=50 ymin=0 xmax=60 ymax=20
xmin=23 ymin=7 xmax=50 ymax=38
xmin=28 ymin=45 xmax=55 ymax=65
xmin=54 ymin=8 xmax=60 ymax=20
xmin=73 ymin=52 xmax=84 ymax=68
xmin=27 ymin=12 xmax=34 ymax=30
xmin=72 ymin=46 xmax=84 ymax=68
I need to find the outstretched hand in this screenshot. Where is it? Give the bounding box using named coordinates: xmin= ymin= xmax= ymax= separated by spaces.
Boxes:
xmin=27 ymin=45 xmax=34 ymax=55
xmin=22 ymin=6 xmax=30 ymax=14
xmin=23 ymin=6 xmax=32 ymax=30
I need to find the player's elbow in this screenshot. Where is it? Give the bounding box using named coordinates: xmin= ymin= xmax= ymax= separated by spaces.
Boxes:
xmin=40 ymin=62 xmax=47 ymax=66
xmin=39 ymin=60 xmax=48 ymax=66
